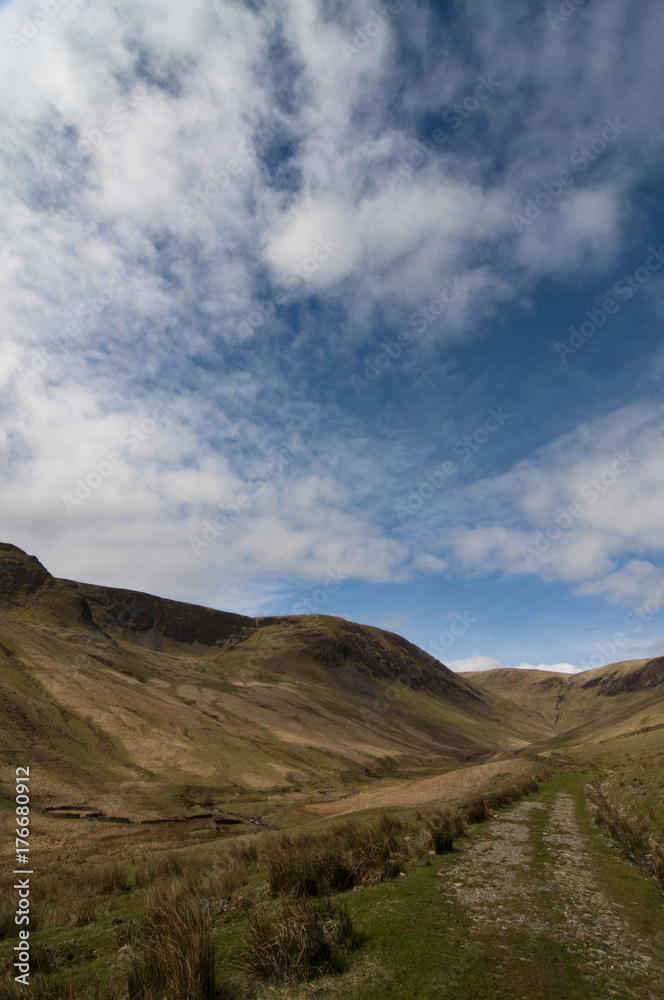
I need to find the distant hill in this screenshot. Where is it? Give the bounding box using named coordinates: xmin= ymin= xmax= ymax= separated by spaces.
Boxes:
xmin=0 ymin=543 xmax=554 ymax=817
xmin=461 ymin=656 xmax=664 ymax=748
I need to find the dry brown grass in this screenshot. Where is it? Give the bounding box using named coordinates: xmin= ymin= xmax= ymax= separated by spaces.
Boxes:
xmin=424 ymin=808 xmax=466 ymax=853
xmin=133 ymin=851 xmax=187 ymax=889
xmin=464 ymin=776 xmax=540 ymax=826
xmin=259 ymin=813 xmax=403 ymax=897
xmin=203 ymin=855 xmax=251 ymax=898
xmin=651 ymin=839 xmax=664 ymax=884
xmin=234 ymin=896 xmax=360 ymax=987
xmin=465 ymin=796 xmax=488 ymax=824
xmin=134 ymin=842 xmax=258 ymax=911
xmin=305 ymin=758 xmax=537 ymax=818
xmin=74 ymin=898 xmax=98 ymax=927
xmin=144 ymin=867 xmax=201 ymax=910
xmin=17 ymin=860 xmax=132 ymax=932
xmin=125 ymin=902 xmax=216 ymax=1000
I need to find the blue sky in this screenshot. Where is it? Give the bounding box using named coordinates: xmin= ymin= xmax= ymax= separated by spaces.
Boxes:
xmin=1 ymin=0 xmax=663 ymax=673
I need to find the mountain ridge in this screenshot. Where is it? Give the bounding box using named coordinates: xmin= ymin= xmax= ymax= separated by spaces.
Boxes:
xmin=2 ymin=542 xmax=662 ymax=821
xmin=0 ymin=543 xmax=554 ymax=819
xmin=462 ymin=656 xmax=664 ymax=742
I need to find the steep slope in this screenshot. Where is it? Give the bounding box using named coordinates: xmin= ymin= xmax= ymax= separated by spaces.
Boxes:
xmin=462 ymin=656 xmax=664 ymax=744
xmin=0 ymin=543 xmax=555 ymax=817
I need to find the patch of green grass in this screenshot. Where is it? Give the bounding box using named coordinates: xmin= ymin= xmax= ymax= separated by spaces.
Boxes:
xmin=284 ymin=773 xmax=664 ymax=1000
xmin=294 ymin=863 xmax=601 ymax=1000
xmin=3 ymin=772 xmax=662 ymax=1000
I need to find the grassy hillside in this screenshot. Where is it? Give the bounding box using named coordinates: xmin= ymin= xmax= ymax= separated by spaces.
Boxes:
xmin=461 ymin=656 xmax=664 ymax=739
xmin=0 ymin=544 xmax=554 ymax=820
xmin=2 ymin=544 xmax=664 ymax=998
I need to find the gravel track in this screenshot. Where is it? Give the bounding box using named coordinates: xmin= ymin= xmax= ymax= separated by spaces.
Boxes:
xmin=437 ymin=793 xmax=664 ymax=998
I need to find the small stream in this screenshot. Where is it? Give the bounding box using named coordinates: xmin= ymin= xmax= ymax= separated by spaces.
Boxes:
xmin=41 ymin=805 xmax=277 ymax=829
xmin=208 ymin=805 xmax=278 ymax=830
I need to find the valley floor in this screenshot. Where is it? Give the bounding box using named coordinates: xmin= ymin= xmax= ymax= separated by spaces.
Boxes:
xmin=322 ymin=774 xmax=664 ymax=1000
xmin=2 ymin=771 xmax=663 ymax=998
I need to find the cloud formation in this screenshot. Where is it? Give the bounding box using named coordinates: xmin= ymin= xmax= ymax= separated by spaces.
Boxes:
xmin=448 ymin=654 xmax=580 ymax=675
xmin=0 ymin=0 xmax=663 ymax=668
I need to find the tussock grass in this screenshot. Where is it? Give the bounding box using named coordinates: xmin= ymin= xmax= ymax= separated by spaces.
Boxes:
xmin=424 ymin=809 xmax=466 ymax=853
xmin=259 ymin=813 xmax=403 ymax=897
xmin=0 ymin=772 xmax=549 ymax=1000
xmin=30 ymin=943 xmax=63 ymax=976
xmin=204 ymin=855 xmax=251 ymax=898
xmin=144 ymin=866 xmax=200 ymax=910
xmin=588 ymin=783 xmax=664 ymax=886
xmin=139 ymin=845 xmax=257 ymax=910
xmin=519 ymin=775 xmax=542 ymax=794
xmin=126 ymin=902 xmax=216 ymax=1000
xmin=134 ymin=852 xmax=186 ymax=889
xmin=234 ymin=896 xmax=360 ymax=986
xmin=260 ymin=778 xmax=543 ymax=896
xmin=22 ymin=861 xmax=131 ymax=932
xmin=37 ymin=886 xmax=100 ymax=932
xmin=465 ymin=796 xmax=488 ymax=824
xmin=94 ymin=862 xmax=131 ymax=896
xmin=465 ymin=776 xmax=540 ymax=826
xmin=651 ymin=840 xmax=664 ymax=884
xmin=227 ymin=840 xmax=259 ymax=866
xmin=35 ymin=862 xmax=130 ymax=901
xmin=73 ymin=898 xmax=98 ymax=927
xmin=590 ymin=785 xmax=648 ymax=849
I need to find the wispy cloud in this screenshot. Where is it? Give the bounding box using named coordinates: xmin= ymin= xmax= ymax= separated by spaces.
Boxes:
xmin=443 ymin=403 xmax=664 ymax=601
xmin=1 ymin=0 xmax=663 ymax=666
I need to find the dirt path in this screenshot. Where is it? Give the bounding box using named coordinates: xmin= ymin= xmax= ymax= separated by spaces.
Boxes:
xmin=437 ymin=792 xmax=664 ymax=998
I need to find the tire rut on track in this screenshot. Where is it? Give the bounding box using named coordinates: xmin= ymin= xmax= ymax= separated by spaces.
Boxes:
xmin=437 ymin=792 xmax=664 ymax=998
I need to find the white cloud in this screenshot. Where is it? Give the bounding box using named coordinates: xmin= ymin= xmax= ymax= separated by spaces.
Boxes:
xmin=412 ymin=553 xmax=448 ymax=574
xmin=1 ymin=0 xmax=664 ymax=622
xmin=575 ymin=559 xmax=662 ymax=603
xmin=509 ymin=661 xmax=580 ymax=674
xmin=449 ymin=653 xmax=580 ymax=674
xmin=443 ymin=403 xmax=664 ymax=602
xmin=448 ymin=654 xmax=502 ymax=673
